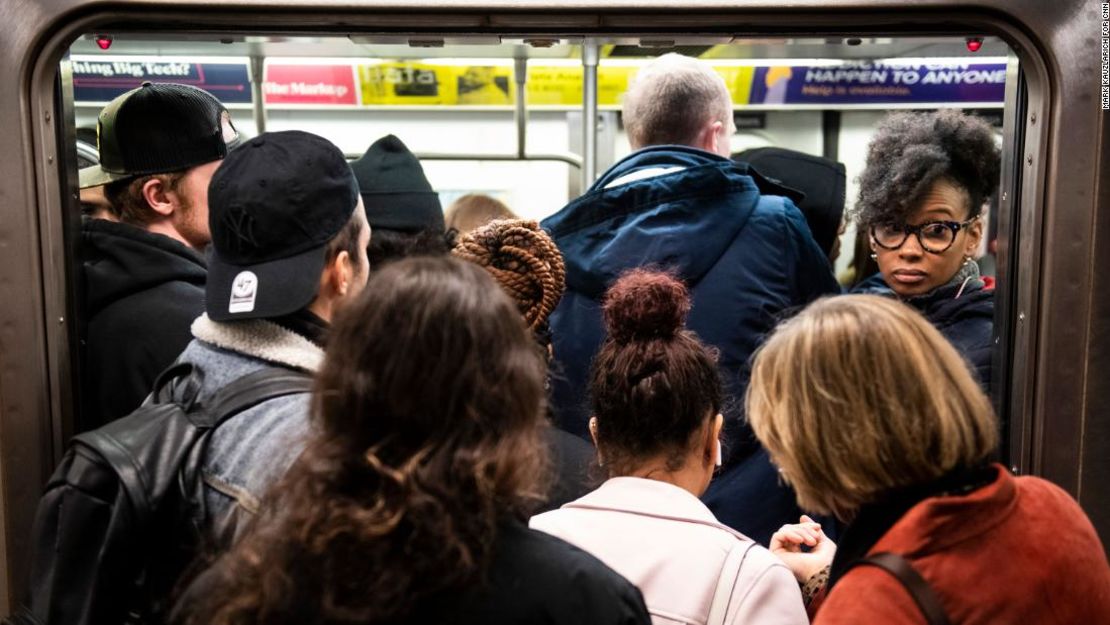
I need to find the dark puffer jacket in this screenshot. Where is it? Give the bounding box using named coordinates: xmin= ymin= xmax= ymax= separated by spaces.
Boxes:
xmin=80 ymin=218 xmax=207 ymax=429
xmin=541 ymin=145 xmax=840 ymax=544
xmin=853 ymin=270 xmax=994 ymax=389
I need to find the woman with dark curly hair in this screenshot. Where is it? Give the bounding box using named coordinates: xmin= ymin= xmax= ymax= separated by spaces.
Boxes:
xmin=531 ymin=269 xmax=808 ymax=625
xmin=852 ymin=109 xmax=1000 ymax=388
xmin=172 ymin=257 xmax=650 ymax=625
xmin=453 ymin=219 xmax=595 ymax=511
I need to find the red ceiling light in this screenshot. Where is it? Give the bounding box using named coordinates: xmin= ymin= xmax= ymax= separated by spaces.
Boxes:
xmin=965 ymin=37 xmax=983 ymax=52
xmin=95 ymin=35 xmax=113 ymax=50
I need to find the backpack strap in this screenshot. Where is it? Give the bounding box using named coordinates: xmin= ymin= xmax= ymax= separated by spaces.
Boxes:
xmin=193 ymin=367 xmax=315 ymax=429
xmin=853 ymin=552 xmax=952 ymax=625
xmin=706 ymin=541 xmax=749 ymax=625
xmin=178 ymin=367 xmax=315 ymax=544
xmin=151 ymin=362 xmax=204 ymax=408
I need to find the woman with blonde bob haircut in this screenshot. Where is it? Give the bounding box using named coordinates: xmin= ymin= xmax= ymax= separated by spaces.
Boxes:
xmin=749 ymin=295 xmax=1110 ymax=624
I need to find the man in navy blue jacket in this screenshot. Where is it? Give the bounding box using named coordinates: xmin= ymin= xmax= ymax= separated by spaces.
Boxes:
xmin=541 ymin=54 xmax=840 ymax=546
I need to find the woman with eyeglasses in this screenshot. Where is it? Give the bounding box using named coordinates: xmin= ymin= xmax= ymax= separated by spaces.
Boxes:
xmin=851 ymin=109 xmax=1000 ymax=389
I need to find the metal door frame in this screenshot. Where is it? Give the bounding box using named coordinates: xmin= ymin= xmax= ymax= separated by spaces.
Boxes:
xmin=3 ymin=0 xmax=1105 ymax=610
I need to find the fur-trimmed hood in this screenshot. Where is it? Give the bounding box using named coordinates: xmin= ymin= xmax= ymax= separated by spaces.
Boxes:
xmin=190 ymin=314 xmax=323 ymax=372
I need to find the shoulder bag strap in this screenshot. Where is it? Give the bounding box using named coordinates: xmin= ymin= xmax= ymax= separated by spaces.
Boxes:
xmin=706 ymin=542 xmax=749 ymax=625
xmin=853 ymin=552 xmax=952 ymax=625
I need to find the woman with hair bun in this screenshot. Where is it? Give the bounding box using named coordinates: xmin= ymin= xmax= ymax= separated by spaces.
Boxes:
xmin=174 ymin=257 xmax=651 ymax=625
xmin=531 ymin=269 xmax=807 ymax=625
xmin=851 ymin=109 xmax=1000 ymax=389
xmin=453 ymin=219 xmax=595 ymax=511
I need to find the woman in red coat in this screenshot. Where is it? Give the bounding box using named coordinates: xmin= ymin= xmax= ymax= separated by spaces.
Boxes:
xmin=746 ymin=294 xmax=1110 ymax=624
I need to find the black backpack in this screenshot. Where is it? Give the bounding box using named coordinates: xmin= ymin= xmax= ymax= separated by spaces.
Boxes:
xmin=11 ymin=363 xmax=313 ymax=625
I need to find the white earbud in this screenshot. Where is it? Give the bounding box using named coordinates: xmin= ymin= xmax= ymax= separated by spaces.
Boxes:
xmin=715 ymin=439 xmax=723 ymax=467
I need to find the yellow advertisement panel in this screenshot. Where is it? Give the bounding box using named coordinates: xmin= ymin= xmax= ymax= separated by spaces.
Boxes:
xmin=524 ymin=65 xmax=639 ymax=106
xmin=357 ymin=61 xmax=755 ymax=107
xmin=715 ymin=65 xmax=756 ymax=107
xmin=524 ymin=66 xmax=585 ymax=106
xmin=359 ymin=63 xmax=515 ymax=105
xmin=526 ymin=64 xmax=753 ymax=107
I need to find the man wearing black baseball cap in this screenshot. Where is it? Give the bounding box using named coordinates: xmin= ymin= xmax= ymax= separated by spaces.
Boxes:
xmin=173 ymin=129 xmax=369 ymax=545
xmin=79 ymin=82 xmax=239 ymax=428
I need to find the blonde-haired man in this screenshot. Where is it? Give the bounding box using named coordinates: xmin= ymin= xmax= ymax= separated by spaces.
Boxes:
xmin=541 ymin=53 xmax=840 ymax=546
xmin=622 ymin=52 xmax=735 ymax=155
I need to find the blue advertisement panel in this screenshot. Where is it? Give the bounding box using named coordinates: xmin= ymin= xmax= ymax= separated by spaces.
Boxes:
xmin=748 ymin=61 xmax=1006 ymax=106
xmin=72 ymin=58 xmax=252 ymax=105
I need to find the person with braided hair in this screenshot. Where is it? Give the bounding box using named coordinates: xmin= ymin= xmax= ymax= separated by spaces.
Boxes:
xmin=453 ymin=219 xmax=564 ymax=337
xmin=453 ymin=219 xmax=596 ymax=511
xmin=531 ymin=269 xmax=807 ymax=625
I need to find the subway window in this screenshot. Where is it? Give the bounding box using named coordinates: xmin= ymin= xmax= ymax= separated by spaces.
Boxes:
xmin=64 ymin=33 xmax=1017 ymax=429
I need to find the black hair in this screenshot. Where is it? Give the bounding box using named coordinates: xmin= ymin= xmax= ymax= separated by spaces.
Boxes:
xmin=324 ymin=207 xmax=366 ymax=276
xmin=853 ymin=110 xmax=1001 ymax=226
xmin=367 ymin=227 xmax=455 ymax=269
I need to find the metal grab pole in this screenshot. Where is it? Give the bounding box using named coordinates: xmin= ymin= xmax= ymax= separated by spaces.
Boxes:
xmin=514 ymin=55 xmax=528 ymax=159
xmin=582 ymin=40 xmax=599 ymax=190
xmin=346 ymin=152 xmax=582 ymax=168
xmin=249 ymin=53 xmax=267 ymax=135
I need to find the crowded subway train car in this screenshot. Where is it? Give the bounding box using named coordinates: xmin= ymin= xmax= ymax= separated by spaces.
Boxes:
xmin=1 ymin=0 xmax=1108 ymax=622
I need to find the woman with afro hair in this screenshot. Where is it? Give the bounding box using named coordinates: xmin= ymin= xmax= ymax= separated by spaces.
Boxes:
xmin=851 ymin=109 xmax=1000 ymax=390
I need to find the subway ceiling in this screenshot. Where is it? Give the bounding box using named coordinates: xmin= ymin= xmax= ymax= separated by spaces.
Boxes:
xmin=69 ymin=35 xmax=1010 ymax=60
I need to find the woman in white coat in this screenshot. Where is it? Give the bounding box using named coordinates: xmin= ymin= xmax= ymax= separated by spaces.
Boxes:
xmin=531 ymin=269 xmax=807 ymax=625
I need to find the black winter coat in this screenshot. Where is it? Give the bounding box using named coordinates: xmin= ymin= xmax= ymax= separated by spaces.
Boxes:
xmin=541 ymin=426 xmax=597 ymax=512
xmin=910 ymin=284 xmax=994 ymax=389
xmin=80 ymin=219 xmax=206 ymax=429
xmin=411 ymin=521 xmax=650 ymax=625
xmin=174 ymin=520 xmax=651 ymax=625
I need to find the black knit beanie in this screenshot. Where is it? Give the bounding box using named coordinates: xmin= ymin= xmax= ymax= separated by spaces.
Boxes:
xmin=350 ymin=134 xmax=445 ymax=233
